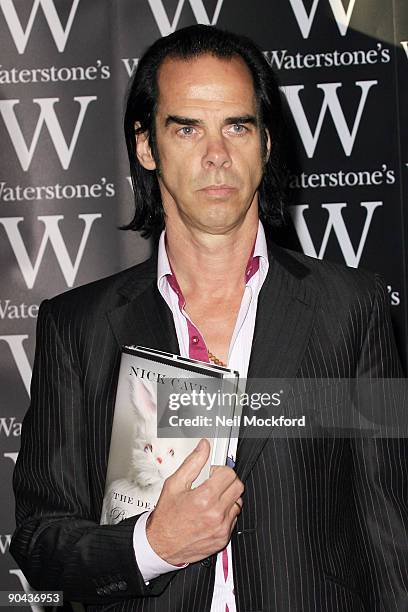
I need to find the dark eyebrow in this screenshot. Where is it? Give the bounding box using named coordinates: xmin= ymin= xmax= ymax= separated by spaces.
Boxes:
xmin=164 ymin=114 xmax=258 ymax=128
xmin=165 ymin=115 xmax=203 ymax=127
xmin=224 ymin=115 xmax=258 ymax=127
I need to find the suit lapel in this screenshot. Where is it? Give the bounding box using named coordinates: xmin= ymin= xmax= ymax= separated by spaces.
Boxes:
xmin=107 ymin=255 xmax=179 ymax=355
xmin=235 ymin=242 xmax=318 ymax=482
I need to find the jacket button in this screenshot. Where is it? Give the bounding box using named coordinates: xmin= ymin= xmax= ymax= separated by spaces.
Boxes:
xmin=96 ymin=588 xmax=104 ymax=596
xmin=109 ymin=582 xmax=119 ymax=592
xmin=117 ymin=580 xmax=128 ymax=591
xmin=200 ymin=557 xmax=211 ymax=567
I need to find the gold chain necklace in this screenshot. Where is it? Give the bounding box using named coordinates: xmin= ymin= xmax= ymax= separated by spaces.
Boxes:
xmin=207 ymin=350 xmax=227 ymax=368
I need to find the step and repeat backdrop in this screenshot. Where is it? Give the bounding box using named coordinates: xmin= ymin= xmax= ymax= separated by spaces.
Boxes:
xmin=0 ymin=0 xmax=407 ymax=607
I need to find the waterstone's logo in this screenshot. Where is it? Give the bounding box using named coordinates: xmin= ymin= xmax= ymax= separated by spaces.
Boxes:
xmin=0 ymin=97 xmax=97 ymax=171
xmin=288 ymin=0 xmax=356 ymax=39
xmin=0 ymin=0 xmax=80 ymax=53
xmin=147 ymin=0 xmax=225 ymax=36
xmin=281 ymin=81 xmax=377 ymax=159
xmin=290 ymin=201 xmax=382 ymax=268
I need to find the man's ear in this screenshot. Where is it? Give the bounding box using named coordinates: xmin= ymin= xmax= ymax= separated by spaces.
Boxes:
xmin=135 ymin=122 xmax=156 ymax=170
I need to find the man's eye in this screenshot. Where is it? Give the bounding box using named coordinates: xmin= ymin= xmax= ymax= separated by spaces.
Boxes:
xmin=228 ymin=124 xmax=248 ymax=135
xmin=178 ymin=126 xmax=196 ymax=136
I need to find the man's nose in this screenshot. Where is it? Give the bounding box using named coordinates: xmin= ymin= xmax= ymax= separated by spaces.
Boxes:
xmin=202 ymin=135 xmax=232 ymax=169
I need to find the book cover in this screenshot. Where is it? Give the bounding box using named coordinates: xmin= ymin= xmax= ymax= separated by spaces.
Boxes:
xmin=101 ymin=346 xmax=239 ymax=525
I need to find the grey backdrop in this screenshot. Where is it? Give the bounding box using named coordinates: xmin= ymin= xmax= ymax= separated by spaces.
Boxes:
xmin=0 ymin=1 xmax=407 ymax=608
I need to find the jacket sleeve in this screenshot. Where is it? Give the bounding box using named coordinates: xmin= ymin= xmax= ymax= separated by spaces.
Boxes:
xmin=353 ymin=275 xmax=408 ymax=610
xmin=10 ymin=299 xmax=176 ymax=604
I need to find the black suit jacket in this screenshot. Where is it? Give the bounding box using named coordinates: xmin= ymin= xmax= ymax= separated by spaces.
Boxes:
xmin=10 ymin=241 xmax=408 ymax=611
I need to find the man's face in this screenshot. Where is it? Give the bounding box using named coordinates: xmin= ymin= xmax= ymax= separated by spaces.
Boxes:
xmin=137 ymin=54 xmax=269 ymax=235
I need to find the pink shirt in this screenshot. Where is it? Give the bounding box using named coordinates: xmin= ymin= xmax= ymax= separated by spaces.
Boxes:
xmin=134 ymin=221 xmax=269 ymax=611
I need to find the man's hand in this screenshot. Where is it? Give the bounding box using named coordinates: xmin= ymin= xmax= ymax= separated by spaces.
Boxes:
xmin=145 ymin=438 xmax=244 ymax=565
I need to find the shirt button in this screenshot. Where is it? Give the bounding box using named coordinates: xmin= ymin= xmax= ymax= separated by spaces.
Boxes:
xmin=192 ymin=336 xmax=199 ymax=344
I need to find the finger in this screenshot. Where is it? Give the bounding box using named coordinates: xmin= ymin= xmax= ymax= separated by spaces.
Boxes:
xmin=229 ymin=496 xmax=243 ymax=521
xmin=171 ymin=438 xmax=211 ymax=489
xmin=229 ymin=514 xmax=239 ymax=536
xmin=193 ymin=465 xmax=236 ymax=502
xmin=234 ymin=497 xmax=243 ymax=513
xmin=206 ymin=469 xmax=243 ymax=505
xmin=210 ymin=464 xmax=222 ymax=477
xmin=208 ymin=465 xmax=237 ymax=490
xmin=219 ymin=476 xmax=244 ymax=507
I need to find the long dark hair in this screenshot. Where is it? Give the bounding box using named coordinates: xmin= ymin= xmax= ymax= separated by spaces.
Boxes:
xmin=123 ymin=25 xmax=288 ymax=238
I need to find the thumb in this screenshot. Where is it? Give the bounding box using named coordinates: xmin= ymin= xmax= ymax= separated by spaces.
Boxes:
xmin=173 ymin=438 xmax=210 ymax=489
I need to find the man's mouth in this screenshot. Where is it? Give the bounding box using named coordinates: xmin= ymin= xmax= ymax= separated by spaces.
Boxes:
xmin=200 ymin=184 xmax=236 ymax=197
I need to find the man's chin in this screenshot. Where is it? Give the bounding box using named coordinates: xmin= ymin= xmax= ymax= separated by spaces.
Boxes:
xmin=183 ymin=214 xmax=251 ymax=236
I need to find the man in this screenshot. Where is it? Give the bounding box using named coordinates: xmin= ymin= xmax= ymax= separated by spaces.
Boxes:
xmin=11 ymin=25 xmax=407 ymax=611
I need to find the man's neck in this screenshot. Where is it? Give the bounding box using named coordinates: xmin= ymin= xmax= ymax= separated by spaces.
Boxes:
xmin=165 ymin=216 xmax=259 ymax=301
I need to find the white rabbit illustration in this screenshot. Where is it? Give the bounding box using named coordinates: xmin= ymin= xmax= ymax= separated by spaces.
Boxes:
xmin=101 ymin=374 xmax=197 ymax=524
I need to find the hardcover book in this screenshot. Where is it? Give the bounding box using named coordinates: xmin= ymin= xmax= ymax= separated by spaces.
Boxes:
xmin=101 ymin=345 xmax=240 ymax=525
